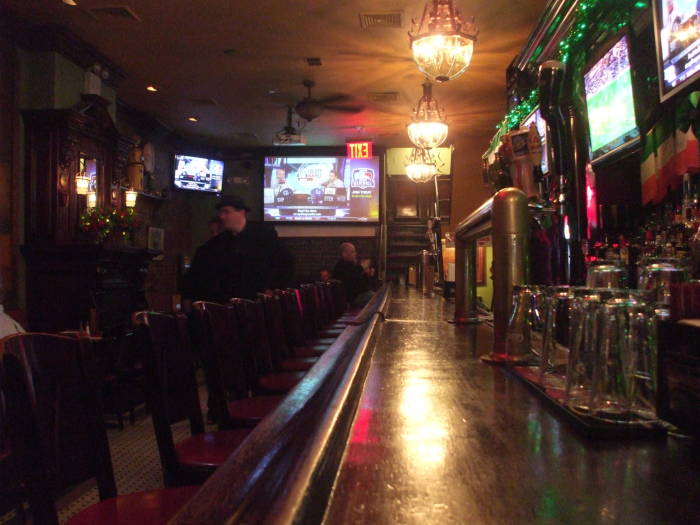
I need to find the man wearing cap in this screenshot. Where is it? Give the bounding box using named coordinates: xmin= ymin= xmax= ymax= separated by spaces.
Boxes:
xmin=183 ymin=195 xmax=293 ymax=303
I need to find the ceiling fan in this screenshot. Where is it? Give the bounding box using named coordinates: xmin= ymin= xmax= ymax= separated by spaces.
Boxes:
xmin=273 ymin=106 xmax=306 ymax=146
xmin=294 ymin=80 xmax=364 ymax=122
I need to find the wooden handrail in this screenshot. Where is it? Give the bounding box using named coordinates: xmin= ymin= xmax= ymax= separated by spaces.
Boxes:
xmin=168 ymin=284 xmax=391 ymax=525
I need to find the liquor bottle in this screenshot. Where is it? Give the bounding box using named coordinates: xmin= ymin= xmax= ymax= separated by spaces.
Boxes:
xmin=691 ymin=223 xmax=700 ymax=278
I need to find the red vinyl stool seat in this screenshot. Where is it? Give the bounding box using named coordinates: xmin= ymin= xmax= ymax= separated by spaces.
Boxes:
xmin=227 ymin=395 xmax=284 ymax=427
xmin=293 ymin=345 xmax=328 ymax=358
xmin=318 ymin=328 xmax=344 ymax=338
xmin=258 ymin=371 xmax=305 ymax=393
xmin=65 ymin=486 xmax=200 ymax=525
xmin=279 ymin=357 xmax=318 ymax=372
xmin=174 ymin=429 xmax=251 ymax=469
xmin=312 ymin=337 xmax=336 ymax=346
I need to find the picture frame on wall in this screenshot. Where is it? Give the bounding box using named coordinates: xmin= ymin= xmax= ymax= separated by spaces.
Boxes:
xmin=148 ymin=226 xmax=165 ymax=260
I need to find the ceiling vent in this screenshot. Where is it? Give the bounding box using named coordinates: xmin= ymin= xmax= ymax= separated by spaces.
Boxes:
xmin=306 ymin=57 xmax=322 ymax=67
xmin=359 ymin=12 xmax=403 ymax=30
xmin=88 ymin=5 xmax=141 ymax=22
xmin=368 ymin=91 xmax=400 ymax=103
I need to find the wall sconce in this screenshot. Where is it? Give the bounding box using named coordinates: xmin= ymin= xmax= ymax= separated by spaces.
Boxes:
xmin=87 ymin=191 xmax=97 ymax=208
xmin=75 ymin=172 xmax=90 ymax=195
xmin=125 ymin=189 xmax=138 ymax=208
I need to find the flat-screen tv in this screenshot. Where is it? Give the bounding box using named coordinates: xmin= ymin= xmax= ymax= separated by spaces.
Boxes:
xmin=263 ymin=156 xmax=380 ymax=222
xmin=653 ymin=0 xmax=700 ymax=102
xmin=584 ymin=34 xmax=640 ymax=162
xmin=173 ymin=154 xmax=224 ymax=193
xmin=522 ymin=106 xmax=549 ymax=174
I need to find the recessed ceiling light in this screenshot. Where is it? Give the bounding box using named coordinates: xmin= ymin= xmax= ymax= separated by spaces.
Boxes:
xmin=63 ymin=0 xmax=78 ymax=5
xmin=187 ymin=116 xmax=199 ymax=122
xmin=146 ymin=85 xmax=158 ymax=92
xmin=268 ymin=89 xmax=277 ymax=94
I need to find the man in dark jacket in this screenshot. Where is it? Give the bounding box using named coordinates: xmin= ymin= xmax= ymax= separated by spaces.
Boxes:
xmin=332 ymin=242 xmax=373 ymax=307
xmin=183 ymin=195 xmax=293 ymax=303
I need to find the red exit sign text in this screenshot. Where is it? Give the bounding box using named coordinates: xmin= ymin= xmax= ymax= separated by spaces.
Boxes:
xmin=346 ymin=142 xmax=373 ymax=159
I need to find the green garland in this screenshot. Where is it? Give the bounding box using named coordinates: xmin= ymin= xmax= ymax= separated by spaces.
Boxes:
xmin=79 ymin=208 xmax=142 ymax=243
xmin=492 ymin=0 xmax=649 ymax=139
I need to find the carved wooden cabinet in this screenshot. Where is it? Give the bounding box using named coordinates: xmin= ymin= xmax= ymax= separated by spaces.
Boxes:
xmin=21 ymin=95 xmax=155 ymax=332
xmin=23 ymin=94 xmax=118 ymax=245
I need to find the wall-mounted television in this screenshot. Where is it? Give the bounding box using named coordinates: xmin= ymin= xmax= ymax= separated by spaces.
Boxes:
xmin=522 ymin=106 xmax=549 ymax=174
xmin=263 ymin=156 xmax=380 ymax=223
xmin=653 ymin=0 xmax=700 ymax=102
xmin=584 ymin=34 xmax=640 ymax=162
xmin=173 ymin=154 xmax=224 ymax=193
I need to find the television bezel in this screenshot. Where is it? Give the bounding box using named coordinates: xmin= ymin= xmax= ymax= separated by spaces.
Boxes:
xmin=521 ymin=105 xmax=550 ymax=175
xmin=172 ymin=153 xmax=225 ymax=194
xmin=652 ymin=0 xmax=700 ymax=103
xmin=261 ymin=154 xmax=382 ymax=225
xmin=583 ymin=31 xmax=641 ymax=165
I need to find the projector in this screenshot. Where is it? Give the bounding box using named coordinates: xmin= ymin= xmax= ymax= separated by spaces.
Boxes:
xmin=273 ymin=131 xmax=306 ymax=146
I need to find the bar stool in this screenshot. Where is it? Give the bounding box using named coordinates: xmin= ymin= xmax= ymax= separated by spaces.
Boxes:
xmin=0 ymin=333 xmax=199 ymax=525
xmin=232 ymin=298 xmax=317 ymax=373
xmin=136 ymin=312 xmax=252 ymax=487
xmin=277 ymin=290 xmax=330 ymax=358
xmin=192 ymin=302 xmax=285 ymax=428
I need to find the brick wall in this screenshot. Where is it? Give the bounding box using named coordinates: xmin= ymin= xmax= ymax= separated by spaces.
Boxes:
xmin=280 ymin=236 xmax=378 ymax=285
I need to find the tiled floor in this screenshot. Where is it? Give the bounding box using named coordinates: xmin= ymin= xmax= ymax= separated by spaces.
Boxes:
xmin=56 ymin=408 xmax=194 ymax=523
xmin=56 ymin=375 xmax=215 ymax=524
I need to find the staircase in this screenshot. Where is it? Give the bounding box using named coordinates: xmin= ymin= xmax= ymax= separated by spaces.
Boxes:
xmin=386 ymin=221 xmax=431 ymax=281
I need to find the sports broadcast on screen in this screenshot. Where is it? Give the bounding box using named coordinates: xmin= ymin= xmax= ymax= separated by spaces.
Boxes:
xmin=263 ymin=156 xmax=380 ymax=222
xmin=584 ymin=35 xmax=640 ymax=161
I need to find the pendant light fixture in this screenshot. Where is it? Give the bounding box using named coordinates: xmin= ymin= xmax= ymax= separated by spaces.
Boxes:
xmin=75 ymin=171 xmax=90 ymax=195
xmin=406 ymin=147 xmax=438 ymax=183
xmin=407 ymin=82 xmax=449 ymax=150
xmin=125 ymin=188 xmax=138 ymax=208
xmin=409 ymin=0 xmax=478 ymax=83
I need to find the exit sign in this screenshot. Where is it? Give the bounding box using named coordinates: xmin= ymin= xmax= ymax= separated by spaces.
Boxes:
xmin=346 ymin=141 xmax=373 ymax=159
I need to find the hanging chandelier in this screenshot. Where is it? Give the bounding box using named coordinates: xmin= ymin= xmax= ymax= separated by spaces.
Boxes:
xmin=406 ymin=147 xmax=438 ymax=183
xmin=407 ymin=82 xmax=449 ymax=150
xmin=408 ymin=0 xmax=478 ymax=83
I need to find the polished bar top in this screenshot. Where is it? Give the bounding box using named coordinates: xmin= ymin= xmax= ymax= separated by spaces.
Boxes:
xmin=323 ymin=287 xmax=700 ymax=524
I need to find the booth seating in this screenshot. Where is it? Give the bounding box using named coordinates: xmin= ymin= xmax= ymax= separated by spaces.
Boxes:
xmin=0 ymin=333 xmax=199 ymax=525
xmin=135 ymin=312 xmax=252 ymax=487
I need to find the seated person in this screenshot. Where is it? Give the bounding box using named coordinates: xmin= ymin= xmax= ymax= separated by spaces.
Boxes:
xmin=332 ymin=243 xmax=373 ymax=307
xmin=359 ymin=257 xmax=378 ymax=290
xmin=208 ymin=216 xmax=223 ymax=238
xmin=0 ymin=280 xmax=25 ymax=338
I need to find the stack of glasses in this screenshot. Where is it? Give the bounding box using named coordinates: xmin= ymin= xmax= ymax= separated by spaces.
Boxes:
xmin=504 ymin=257 xmax=690 ymax=423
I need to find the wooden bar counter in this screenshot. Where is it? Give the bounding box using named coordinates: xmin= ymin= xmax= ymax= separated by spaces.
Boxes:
xmin=323 ymin=287 xmax=700 ymax=525
xmin=171 ymin=286 xmax=700 ymax=525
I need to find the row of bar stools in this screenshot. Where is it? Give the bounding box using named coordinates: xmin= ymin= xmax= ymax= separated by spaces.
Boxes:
xmin=0 ymin=333 xmax=200 ymax=525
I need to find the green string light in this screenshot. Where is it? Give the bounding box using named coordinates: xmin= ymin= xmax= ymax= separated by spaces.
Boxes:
xmin=493 ymin=0 xmax=648 ymax=134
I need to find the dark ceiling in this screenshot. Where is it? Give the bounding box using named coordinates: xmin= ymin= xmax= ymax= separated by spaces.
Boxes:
xmin=2 ymin=0 xmax=547 ymax=148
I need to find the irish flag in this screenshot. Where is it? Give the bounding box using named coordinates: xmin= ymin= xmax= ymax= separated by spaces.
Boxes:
xmin=641 ymin=93 xmax=700 ymax=205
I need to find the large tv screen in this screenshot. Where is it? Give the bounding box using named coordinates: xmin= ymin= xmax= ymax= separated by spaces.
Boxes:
xmin=522 ymin=107 xmax=549 ymax=174
xmin=173 ymin=154 xmax=224 ymax=193
xmin=584 ymin=35 xmax=640 ymax=162
xmin=653 ymin=0 xmax=700 ymax=102
xmin=263 ymin=156 xmax=380 ymax=222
